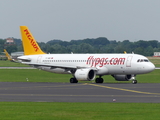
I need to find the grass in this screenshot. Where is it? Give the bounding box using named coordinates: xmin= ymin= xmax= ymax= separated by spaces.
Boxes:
xmin=0 ymin=60 xmax=29 ymax=67
xmin=136 ymin=70 xmax=160 ymax=83
xmin=0 ymin=69 xmax=70 ymax=82
xmin=0 ymin=102 xmax=160 ymax=120
xmin=0 ymin=69 xmax=159 ymax=83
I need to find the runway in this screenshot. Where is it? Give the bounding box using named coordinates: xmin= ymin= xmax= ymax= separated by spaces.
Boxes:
xmin=0 ymin=82 xmax=160 ymax=103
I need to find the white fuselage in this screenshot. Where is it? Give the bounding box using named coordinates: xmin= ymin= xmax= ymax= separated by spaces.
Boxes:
xmin=18 ymin=53 xmax=155 ymax=75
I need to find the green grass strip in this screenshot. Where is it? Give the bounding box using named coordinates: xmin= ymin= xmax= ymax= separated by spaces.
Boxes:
xmin=0 ymin=102 xmax=159 ymax=120
xmin=0 ymin=60 xmax=29 ymax=67
xmin=0 ymin=69 xmax=159 ymax=83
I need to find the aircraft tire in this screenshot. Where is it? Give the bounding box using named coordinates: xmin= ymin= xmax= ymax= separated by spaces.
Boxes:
xmin=95 ymin=78 xmax=104 ymax=83
xmin=132 ymin=80 xmax=137 ymax=84
xmin=70 ymin=78 xmax=78 ymax=83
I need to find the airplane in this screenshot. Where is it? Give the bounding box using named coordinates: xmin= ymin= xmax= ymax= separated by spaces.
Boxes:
xmin=4 ymin=49 xmax=17 ymax=62
xmin=4 ymin=49 xmax=22 ymax=63
xmin=18 ymin=26 xmax=155 ymax=84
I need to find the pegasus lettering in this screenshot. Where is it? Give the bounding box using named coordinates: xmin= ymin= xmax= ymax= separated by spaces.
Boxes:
xmin=24 ymin=29 xmax=39 ymax=52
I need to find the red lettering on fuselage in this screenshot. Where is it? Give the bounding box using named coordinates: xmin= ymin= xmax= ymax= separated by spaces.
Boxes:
xmin=24 ymin=29 xmax=39 ymax=52
xmin=86 ymin=56 xmax=125 ymax=67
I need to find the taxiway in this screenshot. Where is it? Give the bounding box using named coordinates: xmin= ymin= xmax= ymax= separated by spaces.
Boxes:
xmin=0 ymin=82 xmax=160 ymax=103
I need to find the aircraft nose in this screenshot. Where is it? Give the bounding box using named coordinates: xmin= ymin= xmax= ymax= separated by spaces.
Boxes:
xmin=147 ymin=63 xmax=155 ymax=72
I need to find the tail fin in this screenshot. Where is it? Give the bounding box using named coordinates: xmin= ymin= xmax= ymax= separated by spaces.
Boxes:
xmin=4 ymin=49 xmax=12 ymax=60
xmin=20 ymin=26 xmax=45 ymax=55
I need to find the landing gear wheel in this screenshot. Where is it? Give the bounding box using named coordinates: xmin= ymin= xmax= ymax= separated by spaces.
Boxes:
xmin=95 ymin=78 xmax=104 ymax=83
xmin=132 ymin=80 xmax=137 ymax=84
xmin=70 ymin=78 xmax=78 ymax=83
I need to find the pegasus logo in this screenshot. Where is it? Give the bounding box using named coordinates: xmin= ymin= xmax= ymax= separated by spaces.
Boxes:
xmin=24 ymin=29 xmax=39 ymax=52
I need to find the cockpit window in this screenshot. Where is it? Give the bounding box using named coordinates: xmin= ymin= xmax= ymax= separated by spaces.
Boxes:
xmin=137 ymin=59 xmax=149 ymax=62
xmin=144 ymin=59 xmax=149 ymax=62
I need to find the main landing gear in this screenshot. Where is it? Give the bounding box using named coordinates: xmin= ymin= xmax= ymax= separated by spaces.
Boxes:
xmin=70 ymin=77 xmax=104 ymax=83
xmin=70 ymin=76 xmax=137 ymax=84
xmin=70 ymin=78 xmax=78 ymax=83
xmin=95 ymin=76 xmax=104 ymax=83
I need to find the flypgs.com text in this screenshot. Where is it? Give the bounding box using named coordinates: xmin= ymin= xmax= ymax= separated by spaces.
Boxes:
xmin=86 ymin=56 xmax=126 ymax=67
xmin=24 ymin=29 xmax=39 ymax=52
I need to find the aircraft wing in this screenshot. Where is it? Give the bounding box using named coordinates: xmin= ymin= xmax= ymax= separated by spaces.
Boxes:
xmin=155 ymin=67 xmax=160 ymax=69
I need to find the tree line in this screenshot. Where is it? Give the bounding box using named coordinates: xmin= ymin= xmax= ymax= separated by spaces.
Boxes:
xmin=1 ymin=37 xmax=160 ymax=56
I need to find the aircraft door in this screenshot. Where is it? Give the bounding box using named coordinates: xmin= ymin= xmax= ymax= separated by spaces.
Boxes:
xmin=126 ymin=56 xmax=132 ymax=67
xmin=37 ymin=56 xmax=42 ymax=63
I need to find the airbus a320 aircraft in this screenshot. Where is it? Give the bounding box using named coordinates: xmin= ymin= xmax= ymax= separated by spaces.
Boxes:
xmin=4 ymin=49 xmax=17 ymax=62
xmin=18 ymin=26 xmax=155 ymax=84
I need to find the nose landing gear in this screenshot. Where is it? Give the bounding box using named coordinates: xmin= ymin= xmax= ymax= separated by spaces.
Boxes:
xmin=132 ymin=80 xmax=137 ymax=84
xmin=131 ymin=75 xmax=137 ymax=84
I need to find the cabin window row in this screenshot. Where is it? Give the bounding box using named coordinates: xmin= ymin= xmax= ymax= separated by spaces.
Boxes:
xmin=43 ymin=60 xmax=87 ymax=62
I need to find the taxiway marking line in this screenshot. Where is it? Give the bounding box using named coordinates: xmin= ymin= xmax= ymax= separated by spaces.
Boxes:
xmin=86 ymin=83 xmax=160 ymax=95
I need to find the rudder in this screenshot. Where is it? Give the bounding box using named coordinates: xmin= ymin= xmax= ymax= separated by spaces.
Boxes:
xmin=20 ymin=26 xmax=45 ymax=55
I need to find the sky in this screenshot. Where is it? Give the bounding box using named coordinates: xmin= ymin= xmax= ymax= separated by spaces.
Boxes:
xmin=0 ymin=0 xmax=160 ymax=42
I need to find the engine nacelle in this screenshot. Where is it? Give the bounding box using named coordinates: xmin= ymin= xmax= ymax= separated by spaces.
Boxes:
xmin=112 ymin=75 xmax=132 ymax=81
xmin=74 ymin=69 xmax=96 ymax=81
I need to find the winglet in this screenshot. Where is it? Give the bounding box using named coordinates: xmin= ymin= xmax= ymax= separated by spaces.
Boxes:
xmin=20 ymin=26 xmax=46 ymax=55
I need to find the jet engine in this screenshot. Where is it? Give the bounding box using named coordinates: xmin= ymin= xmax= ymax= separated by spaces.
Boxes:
xmin=74 ymin=69 xmax=96 ymax=81
xmin=112 ymin=75 xmax=132 ymax=81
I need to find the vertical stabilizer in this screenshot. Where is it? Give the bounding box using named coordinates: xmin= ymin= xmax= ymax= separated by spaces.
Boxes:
xmin=4 ymin=49 xmax=12 ymax=60
xmin=20 ymin=26 xmax=45 ymax=55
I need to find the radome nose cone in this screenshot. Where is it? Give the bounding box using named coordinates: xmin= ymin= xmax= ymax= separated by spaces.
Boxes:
xmin=148 ymin=63 xmax=155 ymax=72
xmin=152 ymin=64 xmax=155 ymax=70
